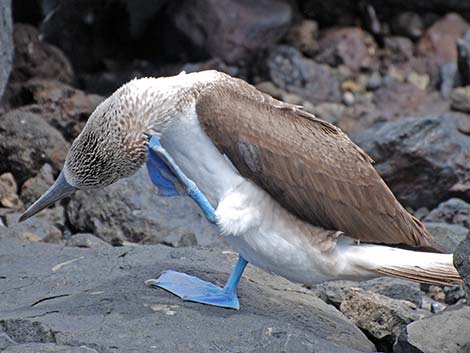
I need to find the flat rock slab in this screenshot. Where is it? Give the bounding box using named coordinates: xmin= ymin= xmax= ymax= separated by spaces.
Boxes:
xmin=0 ymin=239 xmax=375 ymax=353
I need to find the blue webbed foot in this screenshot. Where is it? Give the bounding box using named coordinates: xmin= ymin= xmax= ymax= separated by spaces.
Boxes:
xmin=146 ymin=255 xmax=248 ymax=310
xmin=146 ymin=136 xmax=185 ymax=197
xmin=145 ymin=271 xmax=240 ymax=310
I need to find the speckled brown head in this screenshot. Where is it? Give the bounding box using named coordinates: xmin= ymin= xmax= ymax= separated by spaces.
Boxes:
xmin=19 ymin=75 xmax=186 ymax=221
xmin=63 ymin=88 xmax=149 ymax=189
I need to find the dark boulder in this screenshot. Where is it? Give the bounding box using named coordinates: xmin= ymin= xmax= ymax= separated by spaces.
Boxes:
xmin=172 ymin=0 xmax=292 ymax=65
xmin=11 ymin=24 xmax=73 ymax=84
xmin=0 ymin=110 xmax=69 ymax=185
xmin=352 ymin=113 xmax=470 ymax=209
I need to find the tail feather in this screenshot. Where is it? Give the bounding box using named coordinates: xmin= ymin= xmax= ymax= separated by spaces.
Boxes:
xmin=374 ymin=265 xmax=462 ymax=286
xmin=344 ymin=243 xmax=462 ymax=286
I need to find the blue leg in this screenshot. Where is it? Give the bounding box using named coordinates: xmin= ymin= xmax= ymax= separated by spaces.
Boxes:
xmin=145 ymin=135 xmax=249 ymax=309
xmin=146 ymin=136 xmax=217 ymax=224
xmin=146 ymin=255 xmax=248 ymax=310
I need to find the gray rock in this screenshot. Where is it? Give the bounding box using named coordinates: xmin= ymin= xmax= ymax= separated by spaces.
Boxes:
xmin=7 ymin=79 xmax=103 ymax=141
xmin=3 ymin=343 xmax=99 ymax=353
xmin=394 ymin=306 xmax=470 ymax=353
xmin=424 ymin=198 xmax=470 ymax=229
xmin=372 ymin=81 xmax=429 ymax=121
xmin=266 ymin=45 xmax=341 ymax=104
xmin=20 ymin=164 xmax=54 ymax=208
xmin=0 ymin=0 xmax=13 ymax=100
xmin=454 ymin=232 xmax=470 ymax=300
xmin=352 ymin=114 xmax=470 ymax=209
xmin=65 ymin=233 xmax=111 ymax=249
xmin=316 ymin=278 xmax=423 ymax=308
xmin=425 ymin=222 xmax=469 ymax=253
xmin=160 ymin=231 xmax=197 ymax=248
xmin=451 ymin=86 xmax=470 ymax=113
xmin=0 ymin=238 xmax=375 ymax=353
xmin=1 ymin=209 xmax=64 ymax=243
xmin=366 ymin=71 xmax=383 ymax=91
xmin=0 ymin=110 xmax=69 ymax=185
xmin=173 ymin=0 xmax=292 ymax=65
xmin=340 ymin=288 xmax=425 ymax=350
xmin=67 ymin=167 xmax=222 ymax=247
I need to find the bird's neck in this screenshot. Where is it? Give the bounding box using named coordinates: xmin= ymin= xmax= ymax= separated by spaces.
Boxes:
xmin=118 ymin=76 xmax=195 ymax=137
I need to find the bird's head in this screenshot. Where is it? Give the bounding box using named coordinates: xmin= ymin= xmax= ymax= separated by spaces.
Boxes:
xmin=19 ymin=79 xmax=165 ymax=222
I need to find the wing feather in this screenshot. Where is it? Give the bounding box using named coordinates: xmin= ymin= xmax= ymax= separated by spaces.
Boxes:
xmin=195 ymin=75 xmax=437 ymax=249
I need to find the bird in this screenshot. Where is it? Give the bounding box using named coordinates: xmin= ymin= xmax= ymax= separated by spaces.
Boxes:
xmin=20 ymin=70 xmax=462 ymax=310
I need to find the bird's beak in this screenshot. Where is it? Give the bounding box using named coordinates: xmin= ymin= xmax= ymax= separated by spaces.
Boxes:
xmin=19 ymin=171 xmax=77 ymax=222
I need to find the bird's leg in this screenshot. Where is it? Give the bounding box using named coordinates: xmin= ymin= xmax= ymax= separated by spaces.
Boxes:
xmin=146 ymin=135 xmax=249 ymax=309
xmin=146 ymin=135 xmax=216 ymax=223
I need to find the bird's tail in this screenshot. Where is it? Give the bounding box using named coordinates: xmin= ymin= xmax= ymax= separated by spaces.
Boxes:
xmin=343 ymin=243 xmax=462 ymax=286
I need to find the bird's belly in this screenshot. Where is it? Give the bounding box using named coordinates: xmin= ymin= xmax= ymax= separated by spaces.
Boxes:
xmin=225 ymin=232 xmax=333 ymax=285
xmin=215 ymin=181 xmax=342 ymax=285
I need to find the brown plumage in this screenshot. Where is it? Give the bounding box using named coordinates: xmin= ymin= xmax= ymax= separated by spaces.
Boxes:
xmin=196 ymin=75 xmax=439 ymax=251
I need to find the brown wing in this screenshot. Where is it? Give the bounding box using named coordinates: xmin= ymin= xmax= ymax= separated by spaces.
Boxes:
xmin=196 ymin=74 xmax=438 ymax=250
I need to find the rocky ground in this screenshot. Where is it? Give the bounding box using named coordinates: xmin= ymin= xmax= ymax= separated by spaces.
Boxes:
xmin=0 ymin=0 xmax=470 ymax=352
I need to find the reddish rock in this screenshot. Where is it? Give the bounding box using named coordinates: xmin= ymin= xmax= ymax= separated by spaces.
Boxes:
xmin=173 ymin=0 xmax=292 ymax=64
xmin=316 ymin=27 xmax=378 ymax=71
xmin=11 ymin=24 xmax=74 ymax=84
xmin=417 ymin=13 xmax=470 ymax=65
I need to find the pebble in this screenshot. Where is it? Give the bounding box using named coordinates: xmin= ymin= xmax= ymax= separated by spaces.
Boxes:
xmin=450 ymin=86 xmax=470 ymax=113
xmin=342 ymin=91 xmax=355 ymax=106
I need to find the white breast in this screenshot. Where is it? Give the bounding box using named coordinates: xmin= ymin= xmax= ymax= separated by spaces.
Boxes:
xmin=159 ymin=104 xmax=244 ymax=206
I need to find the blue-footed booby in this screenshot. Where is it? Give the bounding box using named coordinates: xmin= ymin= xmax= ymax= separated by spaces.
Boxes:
xmin=20 ymin=70 xmax=461 ymax=310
